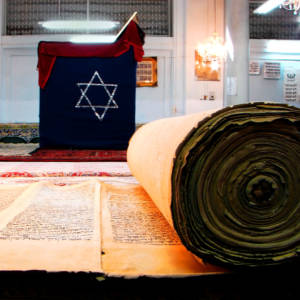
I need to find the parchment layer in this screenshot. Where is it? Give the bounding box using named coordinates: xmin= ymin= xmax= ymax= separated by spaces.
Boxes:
xmin=127 ymin=103 xmax=300 ymax=268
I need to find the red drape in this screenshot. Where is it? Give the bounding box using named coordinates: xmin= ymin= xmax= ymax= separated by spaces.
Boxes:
xmin=37 ymin=21 xmax=144 ymax=89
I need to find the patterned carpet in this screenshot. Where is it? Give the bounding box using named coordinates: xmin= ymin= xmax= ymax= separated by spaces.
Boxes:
xmin=0 ymin=144 xmax=127 ymax=162
xmin=0 ymin=162 xmax=131 ymax=178
xmin=0 ymin=144 xmax=38 ymax=157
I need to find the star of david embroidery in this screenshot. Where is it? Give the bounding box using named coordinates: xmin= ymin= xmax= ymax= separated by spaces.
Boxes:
xmin=75 ymin=71 xmax=118 ymax=121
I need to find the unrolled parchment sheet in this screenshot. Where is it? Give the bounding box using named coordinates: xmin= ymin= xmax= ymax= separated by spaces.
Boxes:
xmin=100 ymin=183 xmax=222 ymax=277
xmin=0 ymin=180 xmax=101 ymax=272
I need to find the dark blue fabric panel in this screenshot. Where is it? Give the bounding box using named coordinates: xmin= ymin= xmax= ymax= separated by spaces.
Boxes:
xmin=39 ymin=48 xmax=136 ymax=149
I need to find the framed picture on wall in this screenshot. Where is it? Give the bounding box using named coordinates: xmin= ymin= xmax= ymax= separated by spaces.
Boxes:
xmin=284 ymin=68 xmax=297 ymax=102
xmin=263 ymin=62 xmax=281 ymax=79
xmin=194 ymin=51 xmax=221 ymax=81
xmin=136 ymin=57 xmax=158 ymax=87
xmin=249 ymin=61 xmax=260 ymax=75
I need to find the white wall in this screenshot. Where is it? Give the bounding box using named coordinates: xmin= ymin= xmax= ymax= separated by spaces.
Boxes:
xmin=0 ymin=0 xmax=226 ymax=123
xmin=136 ymin=0 xmax=186 ymax=122
xmin=249 ymin=39 xmax=300 ymax=109
xmin=185 ymin=0 xmax=225 ymax=114
xmin=224 ymin=0 xmax=249 ymax=106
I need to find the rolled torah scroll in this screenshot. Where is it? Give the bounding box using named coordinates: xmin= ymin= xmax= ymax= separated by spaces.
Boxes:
xmin=127 ymin=103 xmax=300 ymax=268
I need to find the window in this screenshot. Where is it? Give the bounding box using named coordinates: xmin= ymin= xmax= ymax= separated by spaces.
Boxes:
xmin=249 ymin=1 xmax=300 ymax=40
xmin=5 ymin=0 xmax=173 ymax=36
